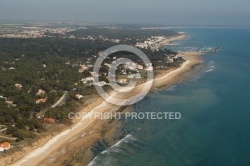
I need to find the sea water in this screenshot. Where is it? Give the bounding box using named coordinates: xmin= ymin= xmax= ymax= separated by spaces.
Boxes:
xmin=88 ymin=28 xmax=250 ymax=166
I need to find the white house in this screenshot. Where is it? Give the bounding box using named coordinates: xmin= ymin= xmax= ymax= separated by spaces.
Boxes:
xmin=137 ymin=64 xmax=144 ymax=70
xmin=15 ymin=83 xmax=23 ymax=89
xmin=75 ymin=94 xmax=83 ymax=99
xmin=80 ymin=78 xmax=88 ymax=84
xmin=0 ymin=96 xmax=7 ymax=100
xmin=36 ymin=89 xmax=46 ymax=96
xmin=86 ymin=77 xmax=94 ymax=81
xmin=118 ymin=79 xmax=128 ymax=84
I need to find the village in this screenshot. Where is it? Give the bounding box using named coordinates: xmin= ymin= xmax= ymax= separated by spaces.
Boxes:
xmin=0 ymin=25 xmax=122 ymax=44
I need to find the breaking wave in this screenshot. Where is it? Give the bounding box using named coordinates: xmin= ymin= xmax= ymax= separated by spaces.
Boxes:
xmin=88 ymin=134 xmax=136 ymax=166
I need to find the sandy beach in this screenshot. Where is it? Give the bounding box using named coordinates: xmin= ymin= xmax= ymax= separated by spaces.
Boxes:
xmin=1 ymin=35 xmax=203 ymax=166
xmin=154 ymin=32 xmax=187 ymax=49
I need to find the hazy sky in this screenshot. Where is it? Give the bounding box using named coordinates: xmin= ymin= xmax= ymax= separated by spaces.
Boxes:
xmin=0 ymin=0 xmax=249 ymax=26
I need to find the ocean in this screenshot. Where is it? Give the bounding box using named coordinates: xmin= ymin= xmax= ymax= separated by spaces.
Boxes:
xmin=88 ymin=28 xmax=250 ymax=166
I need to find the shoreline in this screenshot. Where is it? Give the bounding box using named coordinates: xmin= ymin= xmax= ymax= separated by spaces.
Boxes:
xmin=3 ymin=34 xmax=203 ymax=166
xmin=154 ymin=32 xmax=187 ymax=50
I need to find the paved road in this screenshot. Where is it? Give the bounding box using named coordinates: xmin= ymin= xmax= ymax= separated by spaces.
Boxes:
xmin=51 ymin=91 xmax=68 ymax=108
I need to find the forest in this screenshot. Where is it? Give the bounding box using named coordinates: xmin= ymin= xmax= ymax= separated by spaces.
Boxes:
xmin=0 ymin=27 xmax=183 ymax=141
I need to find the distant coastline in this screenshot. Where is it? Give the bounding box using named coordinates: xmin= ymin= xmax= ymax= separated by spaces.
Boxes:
xmin=154 ymin=32 xmax=187 ymax=49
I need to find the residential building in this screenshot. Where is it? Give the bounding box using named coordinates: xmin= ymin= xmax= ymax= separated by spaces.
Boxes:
xmin=0 ymin=142 xmax=10 ymax=152
xmin=44 ymin=118 xmax=54 ymax=123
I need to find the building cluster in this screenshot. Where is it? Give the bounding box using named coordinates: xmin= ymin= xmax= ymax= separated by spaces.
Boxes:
xmin=70 ymin=35 xmax=121 ymax=43
xmin=98 ymin=35 xmax=120 ymax=43
xmin=78 ymin=65 xmax=89 ymax=73
xmin=166 ymin=54 xmax=186 ymax=63
xmin=73 ymin=58 xmax=148 ymax=89
xmin=0 ymin=27 xmax=76 ymax=38
xmin=0 ymin=95 xmax=16 ymax=107
xmin=135 ymin=36 xmax=167 ymax=50
xmin=35 ymin=89 xmax=47 ymax=104
xmin=0 ymin=27 xmax=121 ymax=44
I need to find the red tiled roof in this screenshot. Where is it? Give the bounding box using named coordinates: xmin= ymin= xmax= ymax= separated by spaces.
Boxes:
xmin=0 ymin=142 xmax=10 ymax=149
xmin=44 ymin=118 xmax=54 ymax=123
